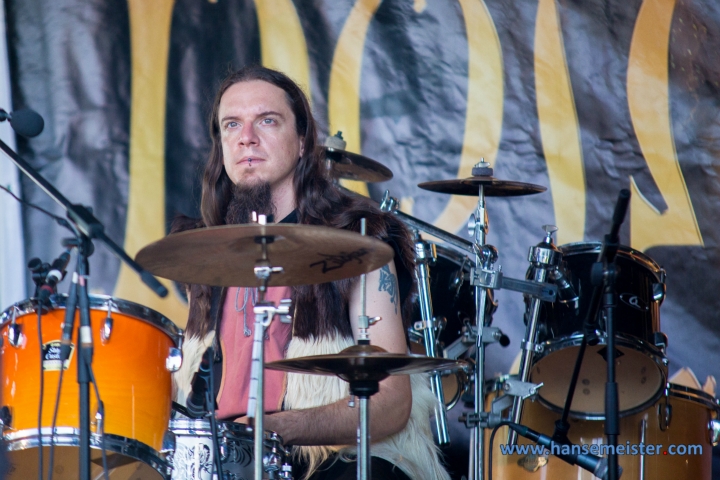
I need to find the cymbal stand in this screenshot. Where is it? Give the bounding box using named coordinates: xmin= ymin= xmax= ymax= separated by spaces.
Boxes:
xmin=355 ymin=218 xmax=382 ymax=480
xmin=246 ymin=214 xmax=292 ymax=480
xmin=458 ymin=162 xmax=557 ymax=480
xmin=468 ymin=174 xmax=493 ymax=480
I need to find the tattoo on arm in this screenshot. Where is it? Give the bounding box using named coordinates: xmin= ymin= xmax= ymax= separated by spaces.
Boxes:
xmin=378 ymin=264 xmax=399 ymax=315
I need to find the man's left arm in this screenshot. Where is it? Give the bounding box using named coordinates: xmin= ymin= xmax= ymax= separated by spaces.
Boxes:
xmin=262 ymin=260 xmax=412 ymax=445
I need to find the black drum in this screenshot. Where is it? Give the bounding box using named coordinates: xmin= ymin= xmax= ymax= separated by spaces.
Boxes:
xmin=530 ymin=242 xmax=667 ymax=419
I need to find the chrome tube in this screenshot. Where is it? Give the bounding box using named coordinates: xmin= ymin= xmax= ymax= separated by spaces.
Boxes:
xmin=414 ymin=235 xmax=450 ymax=445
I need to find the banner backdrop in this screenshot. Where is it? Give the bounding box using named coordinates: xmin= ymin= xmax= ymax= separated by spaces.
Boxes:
xmin=4 ymin=0 xmax=720 ymax=474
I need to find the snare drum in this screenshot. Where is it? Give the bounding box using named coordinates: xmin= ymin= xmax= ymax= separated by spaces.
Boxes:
xmin=487 ymin=381 xmax=719 ymax=480
xmin=530 ymin=242 xmax=668 ymax=418
xmin=168 ymin=418 xmax=289 ymax=480
xmin=0 ymin=295 xmax=183 ymax=479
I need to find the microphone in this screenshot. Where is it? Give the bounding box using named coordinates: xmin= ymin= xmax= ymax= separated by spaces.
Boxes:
xmin=38 ymin=250 xmax=72 ymax=303
xmin=186 ymin=347 xmax=214 ymax=418
xmin=549 ymin=265 xmax=579 ymax=307
xmin=0 ymin=108 xmax=45 ymax=138
xmin=507 ymin=422 xmax=620 ymax=480
xmin=609 ymin=189 xmax=631 ymax=243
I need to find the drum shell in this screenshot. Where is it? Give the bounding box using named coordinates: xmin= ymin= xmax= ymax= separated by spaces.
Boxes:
xmin=168 ymin=418 xmax=287 ymax=480
xmin=1 ymin=295 xmax=182 ymax=453
xmin=486 ymin=382 xmax=718 ymax=480
xmin=535 ymin=242 xmax=664 ymax=344
xmin=529 ymin=242 xmax=667 ymax=417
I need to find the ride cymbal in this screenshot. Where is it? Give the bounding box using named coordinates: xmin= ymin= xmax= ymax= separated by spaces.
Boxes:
xmin=136 ymin=224 xmax=394 ymax=287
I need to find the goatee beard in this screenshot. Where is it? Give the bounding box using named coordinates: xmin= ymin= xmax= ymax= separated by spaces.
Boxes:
xmin=224 ymin=182 xmax=276 ymax=225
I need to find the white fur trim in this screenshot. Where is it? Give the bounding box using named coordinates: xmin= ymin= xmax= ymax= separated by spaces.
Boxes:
xmin=284 ymin=335 xmax=450 ymax=480
xmin=173 ymin=332 xmax=216 ymax=405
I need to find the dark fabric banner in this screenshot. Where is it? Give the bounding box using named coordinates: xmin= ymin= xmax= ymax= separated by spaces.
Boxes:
xmin=5 ymin=0 xmax=720 ymax=476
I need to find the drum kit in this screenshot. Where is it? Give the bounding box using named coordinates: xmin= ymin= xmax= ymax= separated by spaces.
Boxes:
xmin=0 ymin=129 xmax=719 ymax=480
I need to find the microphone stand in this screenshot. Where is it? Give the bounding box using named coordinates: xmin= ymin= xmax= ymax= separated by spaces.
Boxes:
xmin=0 ymin=137 xmax=167 ymax=480
xmin=551 ymin=190 xmax=630 ymax=480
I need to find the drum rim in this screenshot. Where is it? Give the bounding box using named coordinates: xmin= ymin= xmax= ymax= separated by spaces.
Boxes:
xmin=558 ymin=241 xmax=663 ymax=278
xmin=534 ymin=332 xmax=667 ymax=360
xmin=0 ymin=294 xmax=183 ymax=344
xmin=667 ymin=383 xmax=720 ymax=412
xmin=4 ymin=427 xmax=169 ymax=478
xmin=170 ymin=418 xmax=285 ymax=445
xmin=531 ymin=332 xmax=668 ymax=420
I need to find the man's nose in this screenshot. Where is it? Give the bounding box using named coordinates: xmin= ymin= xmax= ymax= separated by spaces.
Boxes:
xmin=239 ymin=123 xmax=258 ymax=145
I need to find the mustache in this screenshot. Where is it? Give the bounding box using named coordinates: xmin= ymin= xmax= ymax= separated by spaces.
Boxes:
xmin=224 ymin=181 xmax=276 ymax=225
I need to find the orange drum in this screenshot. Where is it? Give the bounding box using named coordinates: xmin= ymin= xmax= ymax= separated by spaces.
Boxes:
xmin=0 ymin=295 xmax=183 ymax=479
xmin=487 ymin=380 xmax=720 ymax=480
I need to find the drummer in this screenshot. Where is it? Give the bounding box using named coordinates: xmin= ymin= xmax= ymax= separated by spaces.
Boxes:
xmin=171 ymin=65 xmax=450 ymax=480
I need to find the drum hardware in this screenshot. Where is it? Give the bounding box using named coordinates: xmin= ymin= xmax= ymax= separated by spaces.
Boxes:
xmin=418 ymin=160 xmax=548 ymax=480
xmin=657 ymin=396 xmax=672 ymax=431
xmin=411 ymin=229 xmax=451 ymax=445
xmin=100 ymin=298 xmax=115 ymax=344
xmin=639 ymin=418 xmax=647 ymax=480
xmin=380 ymin=191 xmax=474 ymax=256
xmin=470 ymin=253 xmax=558 ymax=303
xmin=509 ymin=225 xmax=563 ymax=445
xmin=166 ymin=348 xmax=183 ymax=372
xmin=242 ymin=213 xmax=296 ymax=480
xmin=7 ymin=306 xmax=23 ymax=347
xmin=709 ymin=419 xmax=720 ymax=445
xmin=323 ymin=131 xmax=394 ymax=183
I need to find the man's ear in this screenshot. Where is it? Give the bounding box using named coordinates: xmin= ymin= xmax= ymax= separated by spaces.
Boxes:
xmin=298 ymin=137 xmax=305 ymax=158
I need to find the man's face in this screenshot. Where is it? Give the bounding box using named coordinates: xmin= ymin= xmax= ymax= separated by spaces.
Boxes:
xmin=218 ymin=80 xmax=304 ymax=193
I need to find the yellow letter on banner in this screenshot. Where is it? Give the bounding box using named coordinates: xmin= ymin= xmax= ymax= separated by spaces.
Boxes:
xmin=432 ymin=0 xmax=503 ymax=234
xmin=114 ymin=0 xmax=189 ymax=327
xmin=254 ymin=0 xmax=311 ymax=97
xmin=327 ymin=0 xmax=383 ymax=198
xmin=627 ymin=0 xmax=702 ymax=251
xmin=534 ymin=0 xmax=585 ymax=245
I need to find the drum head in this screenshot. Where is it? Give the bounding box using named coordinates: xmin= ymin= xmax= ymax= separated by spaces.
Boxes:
xmin=5 ymin=432 xmax=166 ymax=480
xmin=531 ymin=337 xmax=665 ymax=418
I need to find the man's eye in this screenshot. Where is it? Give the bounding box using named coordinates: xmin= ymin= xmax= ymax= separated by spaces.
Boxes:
xmin=262 ymin=118 xmax=275 ymax=124
xmin=227 ymin=121 xmax=239 ymax=128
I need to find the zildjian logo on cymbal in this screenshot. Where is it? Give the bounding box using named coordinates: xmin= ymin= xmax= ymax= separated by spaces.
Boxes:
xmin=309 ymin=248 xmax=370 ymax=273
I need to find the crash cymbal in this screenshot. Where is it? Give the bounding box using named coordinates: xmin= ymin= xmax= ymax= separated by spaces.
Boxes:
xmin=266 ymin=344 xmax=468 ymax=381
xmin=323 ymin=147 xmax=393 ymax=183
xmin=418 ymin=176 xmax=546 ymax=196
xmin=322 ymin=132 xmax=393 ymax=183
xmin=136 ymin=224 xmax=394 ymax=287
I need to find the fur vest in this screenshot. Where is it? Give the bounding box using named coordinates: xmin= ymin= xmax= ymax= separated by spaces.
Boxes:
xmin=174 ymin=332 xmax=451 ymax=480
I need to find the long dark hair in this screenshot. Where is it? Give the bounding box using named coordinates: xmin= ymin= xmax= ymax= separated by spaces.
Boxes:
xmin=179 ymin=65 xmax=414 ymax=340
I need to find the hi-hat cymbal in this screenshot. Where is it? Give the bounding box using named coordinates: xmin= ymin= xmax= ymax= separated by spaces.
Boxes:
xmin=418 ymin=176 xmax=546 ymax=196
xmin=136 ymin=224 xmax=394 ymax=287
xmin=266 ymin=344 xmax=468 ymax=382
xmin=323 ymin=146 xmax=393 ymax=183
